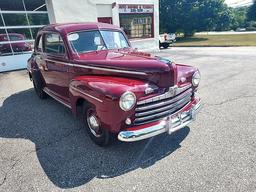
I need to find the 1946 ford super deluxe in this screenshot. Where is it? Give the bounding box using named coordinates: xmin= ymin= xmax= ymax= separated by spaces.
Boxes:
xmin=27 ymin=22 xmax=201 ymax=146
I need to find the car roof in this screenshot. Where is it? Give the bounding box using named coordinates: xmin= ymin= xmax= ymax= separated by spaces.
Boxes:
xmin=40 ymin=22 xmax=121 ymax=34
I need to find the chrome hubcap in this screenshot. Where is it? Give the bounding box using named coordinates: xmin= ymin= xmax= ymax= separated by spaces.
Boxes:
xmin=87 ymin=115 xmax=101 ymax=137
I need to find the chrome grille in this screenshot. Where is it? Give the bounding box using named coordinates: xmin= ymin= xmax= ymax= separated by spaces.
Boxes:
xmin=134 ymin=84 xmax=192 ymax=125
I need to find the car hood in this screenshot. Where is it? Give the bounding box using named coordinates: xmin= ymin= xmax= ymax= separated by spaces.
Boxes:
xmin=72 ymin=49 xmax=176 ymax=88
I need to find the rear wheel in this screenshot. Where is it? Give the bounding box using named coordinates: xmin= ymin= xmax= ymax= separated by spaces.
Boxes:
xmin=32 ymin=72 xmax=47 ymax=99
xmin=82 ymin=103 xmax=114 ymax=146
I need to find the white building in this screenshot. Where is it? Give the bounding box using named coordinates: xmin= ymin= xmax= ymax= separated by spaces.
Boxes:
xmin=0 ymin=0 xmax=159 ymax=72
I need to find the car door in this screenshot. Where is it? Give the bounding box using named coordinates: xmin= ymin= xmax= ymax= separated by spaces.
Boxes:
xmin=33 ymin=34 xmax=49 ymax=87
xmin=42 ymin=32 xmax=71 ymax=103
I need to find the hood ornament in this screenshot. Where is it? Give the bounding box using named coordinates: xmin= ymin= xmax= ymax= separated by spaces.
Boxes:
xmin=168 ymin=86 xmax=177 ymax=97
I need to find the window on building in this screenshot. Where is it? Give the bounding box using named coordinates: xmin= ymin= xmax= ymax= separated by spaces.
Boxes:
xmin=120 ymin=14 xmax=153 ymax=39
xmin=119 ymin=4 xmax=154 ymax=39
xmin=0 ymin=0 xmax=49 ymax=56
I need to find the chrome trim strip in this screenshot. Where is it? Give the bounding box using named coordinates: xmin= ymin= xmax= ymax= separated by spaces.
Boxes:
xmin=134 ymin=98 xmax=193 ymax=125
xmin=137 ymin=84 xmax=192 ymax=105
xmin=45 ymin=59 xmax=73 ymax=66
xmin=177 ymin=84 xmax=192 ymax=93
xmin=118 ymin=99 xmax=202 ymax=142
xmin=43 ymin=88 xmax=71 ymax=109
xmin=44 ymin=59 xmax=146 ymax=75
xmin=134 ymin=100 xmax=190 ymax=123
xmin=136 ymin=88 xmax=192 ymax=111
xmin=70 ymin=85 xmax=103 ymax=103
xmin=72 ymin=63 xmax=147 ymax=75
xmin=135 ymin=96 xmax=191 ymax=117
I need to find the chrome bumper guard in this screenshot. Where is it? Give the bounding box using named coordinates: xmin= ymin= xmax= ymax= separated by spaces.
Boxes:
xmin=118 ymin=99 xmax=202 ymax=142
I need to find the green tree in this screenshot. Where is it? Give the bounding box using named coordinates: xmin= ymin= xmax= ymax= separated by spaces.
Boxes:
xmin=230 ymin=7 xmax=248 ymax=30
xmin=247 ymin=0 xmax=256 ymax=21
xmin=160 ymin=0 xmax=200 ymax=36
xmin=160 ymin=0 xmax=234 ymax=35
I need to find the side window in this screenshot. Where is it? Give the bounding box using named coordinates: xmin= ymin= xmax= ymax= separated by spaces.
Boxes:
xmin=36 ymin=35 xmax=43 ymax=52
xmin=44 ymin=33 xmax=65 ymax=55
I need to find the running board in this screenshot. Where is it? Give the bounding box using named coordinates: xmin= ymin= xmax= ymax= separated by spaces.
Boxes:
xmin=43 ymin=87 xmax=71 ymax=109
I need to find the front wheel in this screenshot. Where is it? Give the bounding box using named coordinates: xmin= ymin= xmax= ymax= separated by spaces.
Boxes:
xmin=82 ymin=103 xmax=114 ymax=146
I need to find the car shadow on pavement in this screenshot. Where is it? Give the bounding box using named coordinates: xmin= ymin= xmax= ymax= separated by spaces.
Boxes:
xmin=0 ymin=89 xmax=190 ymax=189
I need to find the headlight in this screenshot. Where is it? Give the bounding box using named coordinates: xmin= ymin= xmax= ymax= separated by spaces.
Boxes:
xmin=192 ymin=71 xmax=201 ymax=86
xmin=119 ymin=91 xmax=136 ymax=111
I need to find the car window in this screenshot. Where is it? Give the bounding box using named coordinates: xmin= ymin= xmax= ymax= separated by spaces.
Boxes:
xmin=44 ymin=33 xmax=65 ymax=55
xmin=36 ymin=35 xmax=43 ymax=52
xmin=0 ymin=35 xmax=23 ymax=41
xmin=68 ymin=31 xmax=105 ymax=53
xmin=9 ymin=35 xmax=23 ymax=41
xmin=68 ymin=30 xmax=129 ymax=54
xmin=100 ymin=30 xmax=129 ymax=49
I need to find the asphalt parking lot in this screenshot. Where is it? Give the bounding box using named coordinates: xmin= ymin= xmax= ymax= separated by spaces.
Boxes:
xmin=0 ymin=47 xmax=256 ymax=192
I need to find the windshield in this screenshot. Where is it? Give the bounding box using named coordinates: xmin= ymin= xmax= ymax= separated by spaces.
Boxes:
xmin=68 ymin=30 xmax=129 ymax=54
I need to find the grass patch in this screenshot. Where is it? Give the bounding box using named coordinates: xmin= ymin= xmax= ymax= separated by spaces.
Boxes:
xmin=173 ymin=34 xmax=256 ymax=47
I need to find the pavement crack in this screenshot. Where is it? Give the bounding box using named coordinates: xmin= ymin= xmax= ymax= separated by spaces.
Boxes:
xmin=0 ymin=174 xmax=7 ymax=187
xmin=205 ymin=95 xmax=256 ymax=107
xmin=0 ymin=154 xmax=23 ymax=188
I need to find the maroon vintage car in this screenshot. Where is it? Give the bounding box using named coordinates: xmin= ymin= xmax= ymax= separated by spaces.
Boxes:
xmin=0 ymin=33 xmax=32 ymax=54
xmin=27 ymin=22 xmax=201 ymax=146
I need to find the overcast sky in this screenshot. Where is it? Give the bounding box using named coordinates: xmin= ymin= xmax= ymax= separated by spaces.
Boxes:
xmin=225 ymin=0 xmax=253 ymax=7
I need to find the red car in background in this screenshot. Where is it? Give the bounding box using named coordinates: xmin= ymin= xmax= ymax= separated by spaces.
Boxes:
xmin=0 ymin=33 xmax=32 ymax=55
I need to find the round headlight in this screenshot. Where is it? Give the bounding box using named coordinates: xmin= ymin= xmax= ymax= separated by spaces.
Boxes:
xmin=119 ymin=91 xmax=136 ymax=111
xmin=192 ymin=71 xmax=201 ymax=86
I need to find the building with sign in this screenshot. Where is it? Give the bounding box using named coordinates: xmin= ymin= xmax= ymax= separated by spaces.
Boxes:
xmin=46 ymin=0 xmax=159 ymax=51
xmin=0 ymin=0 xmax=159 ymax=72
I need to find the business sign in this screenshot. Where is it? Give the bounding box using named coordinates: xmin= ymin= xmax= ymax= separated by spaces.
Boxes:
xmin=119 ymin=4 xmax=154 ymax=14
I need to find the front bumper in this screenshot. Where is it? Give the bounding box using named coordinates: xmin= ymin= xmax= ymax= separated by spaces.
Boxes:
xmin=118 ymin=98 xmax=202 ymax=142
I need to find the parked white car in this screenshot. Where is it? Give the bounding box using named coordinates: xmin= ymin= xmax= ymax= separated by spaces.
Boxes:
xmin=159 ymin=33 xmax=176 ymax=49
xmin=236 ymin=28 xmax=246 ymax=32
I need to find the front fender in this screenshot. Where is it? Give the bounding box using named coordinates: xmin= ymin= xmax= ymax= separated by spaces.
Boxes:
xmin=176 ymin=64 xmax=198 ymax=88
xmin=69 ymin=76 xmax=148 ymax=133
